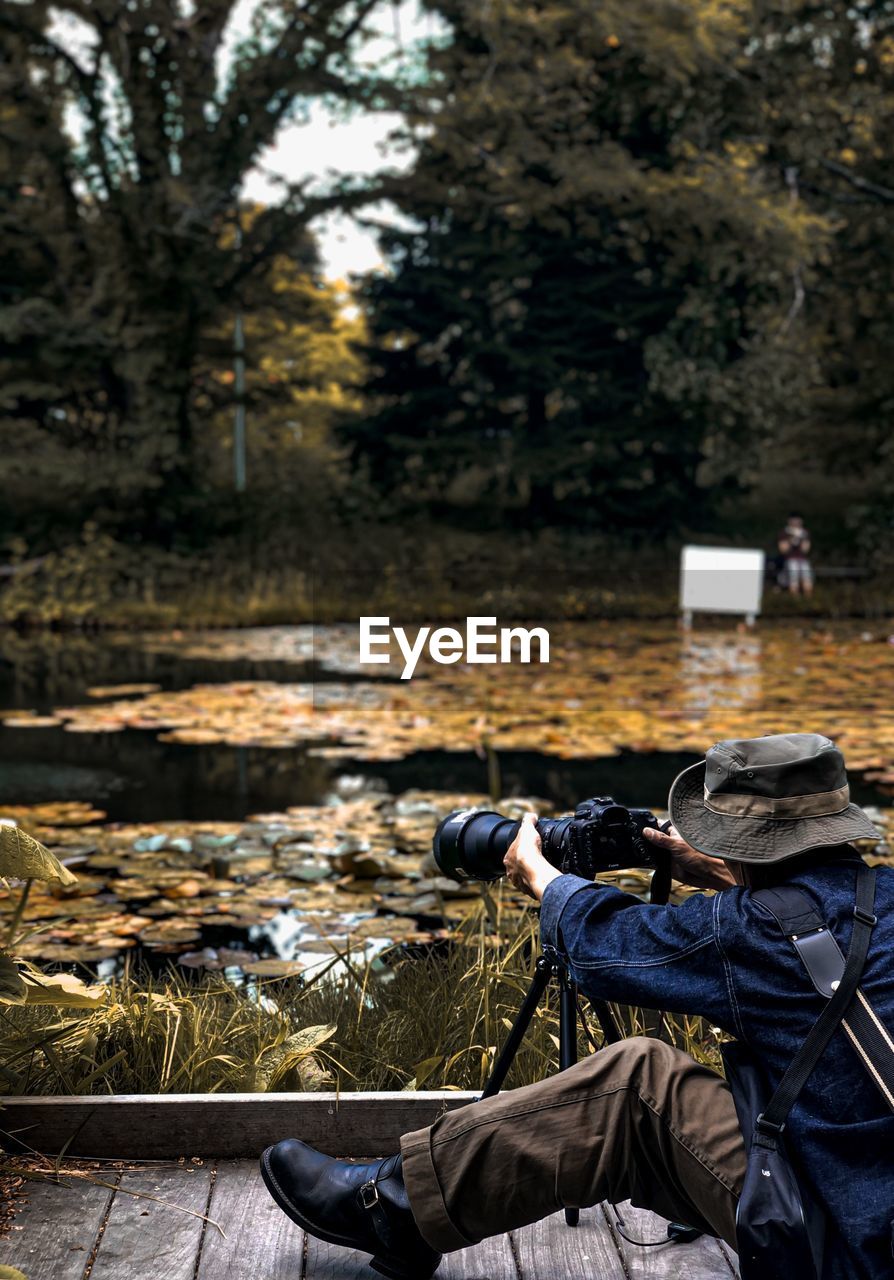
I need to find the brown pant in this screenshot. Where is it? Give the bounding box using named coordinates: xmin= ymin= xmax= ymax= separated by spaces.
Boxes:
xmin=401 ymin=1036 xmax=747 ymax=1253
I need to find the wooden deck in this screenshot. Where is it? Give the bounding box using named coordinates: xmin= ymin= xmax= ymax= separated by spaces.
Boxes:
xmin=2 ymin=1159 xmax=739 ymax=1279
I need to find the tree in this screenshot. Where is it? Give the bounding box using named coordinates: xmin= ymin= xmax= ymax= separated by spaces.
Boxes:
xmin=743 ymin=1 xmax=894 ymax=557
xmin=194 ymin=212 xmax=367 ymax=508
xmin=348 ymin=0 xmax=828 ymax=532
xmin=0 ymin=0 xmax=385 ymax=540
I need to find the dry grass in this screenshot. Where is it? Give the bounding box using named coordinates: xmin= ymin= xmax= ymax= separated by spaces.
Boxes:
xmin=0 ymin=900 xmax=725 ymax=1096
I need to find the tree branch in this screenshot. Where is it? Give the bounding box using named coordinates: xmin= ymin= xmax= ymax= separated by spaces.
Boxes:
xmin=820 ymin=157 xmax=894 ymax=204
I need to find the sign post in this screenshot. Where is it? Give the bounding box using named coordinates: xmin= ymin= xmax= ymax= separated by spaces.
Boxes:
xmin=680 ymin=546 xmax=766 ymax=629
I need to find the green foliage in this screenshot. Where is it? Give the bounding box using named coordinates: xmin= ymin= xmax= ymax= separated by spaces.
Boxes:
xmin=346 ymin=0 xmax=827 ymax=532
xmin=194 ymin=220 xmax=368 ymax=502
xmin=744 ymin=2 xmax=894 ymax=559
xmin=1 ymin=0 xmax=893 ymax=591
xmin=0 ymin=529 xmax=197 ymax=626
xmin=0 ymin=0 xmax=383 ymax=540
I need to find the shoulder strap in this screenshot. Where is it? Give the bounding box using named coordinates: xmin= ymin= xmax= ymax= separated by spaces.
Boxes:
xmin=753 ymin=865 xmax=894 ymax=1113
xmin=755 ymin=863 xmax=880 ymax=1147
xmin=752 ymin=884 xmax=845 ymax=998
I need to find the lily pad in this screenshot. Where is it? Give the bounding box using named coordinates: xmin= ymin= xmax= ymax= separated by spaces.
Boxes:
xmin=240 ymin=958 xmax=305 ymax=977
xmin=87 ymin=683 xmax=162 ymax=698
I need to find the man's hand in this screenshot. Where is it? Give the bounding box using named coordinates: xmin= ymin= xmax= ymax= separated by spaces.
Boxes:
xmin=643 ymin=823 xmax=737 ymax=891
xmin=504 ymin=813 xmax=563 ymax=901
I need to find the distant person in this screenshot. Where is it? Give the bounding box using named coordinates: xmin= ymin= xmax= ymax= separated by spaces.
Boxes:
xmin=778 ymin=511 xmax=813 ymax=595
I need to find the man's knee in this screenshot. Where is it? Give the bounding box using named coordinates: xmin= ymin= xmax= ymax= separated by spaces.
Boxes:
xmin=566 ymin=1035 xmax=691 ymax=1090
xmin=562 ymin=1035 xmax=729 ymax=1139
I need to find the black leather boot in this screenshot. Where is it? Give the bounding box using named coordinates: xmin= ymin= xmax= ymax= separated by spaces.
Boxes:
xmin=260 ymin=1139 xmax=442 ymax=1279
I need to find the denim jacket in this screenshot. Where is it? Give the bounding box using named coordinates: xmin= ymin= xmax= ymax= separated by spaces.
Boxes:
xmin=539 ymin=856 xmax=894 ymax=1279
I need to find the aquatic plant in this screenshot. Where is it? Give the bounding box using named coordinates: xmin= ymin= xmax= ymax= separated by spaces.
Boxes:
xmin=0 ymin=826 xmax=105 ymax=1014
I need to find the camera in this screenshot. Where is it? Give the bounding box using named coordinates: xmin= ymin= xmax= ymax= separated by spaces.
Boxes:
xmin=433 ymin=797 xmax=662 ymax=882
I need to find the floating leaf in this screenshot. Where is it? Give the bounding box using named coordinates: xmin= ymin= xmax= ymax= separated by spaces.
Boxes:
xmin=162 ymin=879 xmax=204 ymax=899
xmin=0 ymin=826 xmax=77 ymax=885
xmin=2 ymin=713 xmax=63 ymax=729
xmin=87 ymin=683 xmax=161 ymax=698
xmin=240 ymin=958 xmax=305 ymax=978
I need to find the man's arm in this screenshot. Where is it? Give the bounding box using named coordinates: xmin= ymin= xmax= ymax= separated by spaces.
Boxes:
xmin=503 ymin=814 xmax=735 ymax=896
xmin=504 ymin=816 xmax=740 ymax=1029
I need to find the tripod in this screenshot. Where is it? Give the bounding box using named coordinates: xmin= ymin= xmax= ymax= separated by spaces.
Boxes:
xmin=478 ymin=945 xmax=702 ymax=1242
xmin=479 ymin=946 xmax=619 ymax=1226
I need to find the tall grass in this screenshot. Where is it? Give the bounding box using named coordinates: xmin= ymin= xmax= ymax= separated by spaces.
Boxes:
xmin=0 ymin=905 xmax=725 ymax=1096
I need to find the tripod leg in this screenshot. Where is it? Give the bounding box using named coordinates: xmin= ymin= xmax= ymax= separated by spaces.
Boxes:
xmin=559 ymin=974 xmax=581 ymax=1227
xmin=480 ymin=956 xmax=553 ymax=1100
xmin=559 ymin=976 xmax=578 ymax=1073
xmin=587 ymin=998 xmax=622 ymax=1045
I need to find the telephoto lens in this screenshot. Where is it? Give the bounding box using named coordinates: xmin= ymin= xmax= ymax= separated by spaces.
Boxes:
xmin=432 ymin=798 xmax=661 ymax=883
xmin=431 ymin=809 xmax=523 ymax=881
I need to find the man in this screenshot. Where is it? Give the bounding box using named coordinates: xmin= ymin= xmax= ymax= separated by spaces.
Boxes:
xmin=778 ymin=511 xmax=814 ymax=595
xmin=260 ymin=733 xmax=894 ymax=1279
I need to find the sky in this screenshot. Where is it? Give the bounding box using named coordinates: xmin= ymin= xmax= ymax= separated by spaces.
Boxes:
xmin=49 ymin=0 xmax=440 ymax=280
xmin=234 ymin=0 xmax=437 ymax=279
xmin=242 ymin=101 xmax=411 ymax=280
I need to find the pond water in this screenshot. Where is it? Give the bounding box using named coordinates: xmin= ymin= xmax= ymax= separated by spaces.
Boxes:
xmin=1 ymin=623 xmax=892 ymax=976
xmin=0 ymin=631 xmax=692 ymax=819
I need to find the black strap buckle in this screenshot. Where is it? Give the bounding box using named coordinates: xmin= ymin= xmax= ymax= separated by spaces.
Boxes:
xmin=359 ymin=1180 xmax=380 ymax=1210
xmin=854 ymin=906 xmax=878 ymax=928
xmin=755 ymin=1112 xmax=785 ymax=1137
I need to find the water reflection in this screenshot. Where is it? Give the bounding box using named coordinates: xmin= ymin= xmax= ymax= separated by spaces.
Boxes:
xmin=2 ymin=622 xmax=892 ymax=979
xmin=678 ymin=631 xmax=763 ymax=715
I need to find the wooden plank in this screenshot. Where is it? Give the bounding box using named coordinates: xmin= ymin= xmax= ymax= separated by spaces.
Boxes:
xmin=305 ymin=1233 xmax=521 ymax=1280
xmin=439 ymin=1234 xmax=520 ymax=1279
xmin=605 ymin=1201 xmax=738 ymax=1278
xmin=510 ymin=1209 xmax=624 ymax=1279
xmin=0 ymin=1172 xmax=116 ymax=1280
xmin=301 ymin=1199 xmax=519 ymax=1279
xmin=196 ymin=1160 xmax=304 ymax=1280
xmin=89 ymin=1164 xmax=213 ymax=1280
xmin=305 ymin=1237 xmax=370 ymax=1278
xmin=1 ymin=1091 xmax=477 ymax=1160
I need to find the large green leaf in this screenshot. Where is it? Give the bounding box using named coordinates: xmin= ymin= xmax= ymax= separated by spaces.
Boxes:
xmin=19 ymin=967 xmax=106 ymax=1009
xmin=405 ymin=1054 xmax=443 ymax=1090
xmin=0 ymin=951 xmax=26 ymax=1005
xmin=0 ymin=826 xmax=77 ymax=885
xmin=254 ymin=1024 xmax=336 ymax=1091
xmin=0 ymin=1267 xmax=31 ymax=1280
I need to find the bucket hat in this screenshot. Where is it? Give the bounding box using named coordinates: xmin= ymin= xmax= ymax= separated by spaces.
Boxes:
xmin=668 ymin=732 xmax=880 ymax=863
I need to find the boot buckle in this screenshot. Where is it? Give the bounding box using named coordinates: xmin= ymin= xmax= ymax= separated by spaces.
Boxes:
xmin=359 ymin=1179 xmax=380 ymax=1210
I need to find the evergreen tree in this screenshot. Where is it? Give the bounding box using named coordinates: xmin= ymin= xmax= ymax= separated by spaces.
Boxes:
xmin=745 ymin=1 xmax=894 ymax=555
xmin=349 ymin=0 xmax=826 ymax=532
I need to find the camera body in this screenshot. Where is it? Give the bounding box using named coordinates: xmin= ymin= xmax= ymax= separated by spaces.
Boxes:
xmin=433 ymin=795 xmax=661 ymax=883
xmin=542 ymin=797 xmax=661 ymax=878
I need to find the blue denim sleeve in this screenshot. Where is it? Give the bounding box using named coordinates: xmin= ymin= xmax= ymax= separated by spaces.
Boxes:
xmin=539 ymin=874 xmax=740 ymax=1033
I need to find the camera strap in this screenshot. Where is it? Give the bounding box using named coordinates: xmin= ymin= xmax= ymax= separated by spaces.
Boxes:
xmin=730 ymin=865 xmax=887 ymax=1280
xmin=752 ymin=863 xmax=894 ymax=1117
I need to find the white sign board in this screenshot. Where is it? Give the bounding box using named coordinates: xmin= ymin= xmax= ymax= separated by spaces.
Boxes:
xmin=680 ymin=546 xmax=765 ymax=626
